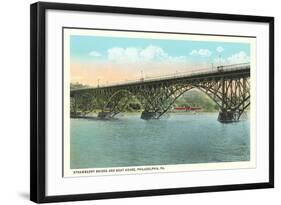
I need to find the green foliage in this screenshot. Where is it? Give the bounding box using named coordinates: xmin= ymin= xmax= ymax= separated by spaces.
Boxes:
xmin=71 ymin=93 xmax=97 ymax=116
xmin=123 ymin=97 xmax=142 ymax=112
xmin=174 ymin=89 xmax=219 ymax=112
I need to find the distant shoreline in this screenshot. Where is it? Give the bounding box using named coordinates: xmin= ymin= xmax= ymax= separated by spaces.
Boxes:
xmin=71 ymin=111 xmax=221 ymax=119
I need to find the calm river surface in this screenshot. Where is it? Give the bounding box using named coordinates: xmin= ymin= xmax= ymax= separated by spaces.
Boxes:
xmin=70 ymin=113 xmax=250 ymax=169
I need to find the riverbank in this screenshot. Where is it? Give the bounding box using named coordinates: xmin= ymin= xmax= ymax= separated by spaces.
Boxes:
xmin=71 ymin=110 xmax=220 ymax=119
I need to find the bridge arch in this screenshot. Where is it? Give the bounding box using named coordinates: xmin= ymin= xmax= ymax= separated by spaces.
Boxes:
xmin=101 ymin=89 xmax=143 ymax=117
xmin=143 ymin=85 xmax=220 ymax=119
xmin=96 ymin=80 xmax=250 ymax=122
xmin=70 ymin=63 xmax=250 ymax=122
xmin=138 ymin=79 xmax=249 ymax=122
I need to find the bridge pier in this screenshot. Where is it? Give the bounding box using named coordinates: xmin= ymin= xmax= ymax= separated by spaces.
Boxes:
xmin=217 ymin=110 xmax=239 ymax=123
xmin=98 ymin=111 xmax=115 ymax=119
xmin=140 ymin=111 xmax=161 ymax=120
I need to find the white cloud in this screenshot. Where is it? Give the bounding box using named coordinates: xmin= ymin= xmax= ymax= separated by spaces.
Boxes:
xmin=214 ymin=51 xmax=250 ymax=65
xmin=216 ymin=46 xmax=224 ymax=53
xmin=88 ymin=51 xmax=102 ymax=57
xmin=108 ymin=47 xmax=139 ymax=63
xmin=140 ymin=45 xmax=168 ymax=61
xmin=227 ymin=51 xmax=250 ymax=63
xmin=107 ymin=45 xmax=188 ymax=64
xmin=189 ymin=49 xmax=212 ymax=57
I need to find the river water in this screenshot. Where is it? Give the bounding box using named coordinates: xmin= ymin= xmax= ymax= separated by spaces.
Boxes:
xmin=70 ymin=113 xmax=250 ymax=169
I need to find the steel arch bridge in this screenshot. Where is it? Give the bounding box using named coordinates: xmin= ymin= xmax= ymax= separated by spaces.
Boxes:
xmin=70 ymin=63 xmax=250 ymax=122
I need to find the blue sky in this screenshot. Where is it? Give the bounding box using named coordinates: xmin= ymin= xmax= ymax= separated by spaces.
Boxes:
xmin=70 ymin=35 xmax=250 ymax=65
xmin=69 ymin=34 xmax=251 ymax=86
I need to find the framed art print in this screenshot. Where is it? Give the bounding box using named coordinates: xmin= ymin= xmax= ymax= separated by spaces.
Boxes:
xmin=30 ymin=2 xmax=274 ymax=203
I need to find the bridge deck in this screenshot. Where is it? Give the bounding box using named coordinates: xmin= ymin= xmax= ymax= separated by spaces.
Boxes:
xmin=71 ymin=63 xmax=250 ymax=92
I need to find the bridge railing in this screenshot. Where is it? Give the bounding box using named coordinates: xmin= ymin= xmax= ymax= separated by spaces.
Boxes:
xmin=140 ymin=63 xmax=250 ymax=82
xmin=71 ymin=63 xmax=250 ymax=91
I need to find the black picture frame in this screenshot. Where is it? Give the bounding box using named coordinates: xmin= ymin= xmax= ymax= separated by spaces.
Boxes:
xmin=30 ymin=1 xmax=274 ymax=203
